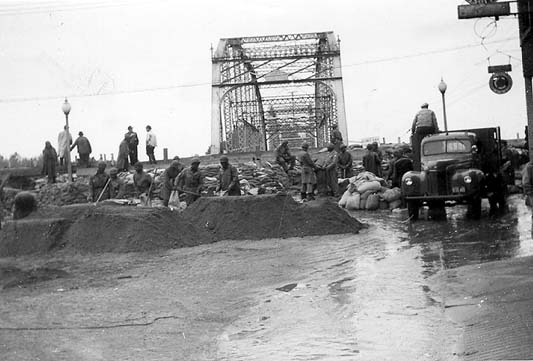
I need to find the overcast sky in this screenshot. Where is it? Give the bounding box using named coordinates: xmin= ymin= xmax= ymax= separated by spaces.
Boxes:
xmin=0 ymin=0 xmax=526 ymax=159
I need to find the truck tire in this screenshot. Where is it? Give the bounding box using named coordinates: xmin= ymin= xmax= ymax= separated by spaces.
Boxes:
xmin=407 ymin=200 xmax=420 ymax=221
xmin=467 ymin=196 xmax=482 ymax=219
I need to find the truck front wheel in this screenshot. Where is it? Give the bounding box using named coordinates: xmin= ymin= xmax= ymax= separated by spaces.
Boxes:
xmin=407 ymin=200 xmax=420 ymax=221
xmin=467 ymin=196 xmax=482 ymax=219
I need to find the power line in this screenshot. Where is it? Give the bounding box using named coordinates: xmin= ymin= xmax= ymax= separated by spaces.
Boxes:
xmin=0 ymin=36 xmax=520 ymax=104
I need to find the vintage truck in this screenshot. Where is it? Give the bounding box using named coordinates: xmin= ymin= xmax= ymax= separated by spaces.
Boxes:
xmin=401 ymin=127 xmax=507 ymax=220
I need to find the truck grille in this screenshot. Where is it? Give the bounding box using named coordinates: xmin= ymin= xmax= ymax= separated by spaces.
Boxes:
xmin=427 ymin=170 xmax=448 ymax=195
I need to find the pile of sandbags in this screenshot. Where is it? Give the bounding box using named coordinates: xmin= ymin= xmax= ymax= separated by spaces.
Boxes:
xmin=338 ymin=171 xmax=402 ymax=211
xmin=200 ymin=162 xmax=290 ymax=195
xmin=34 ymin=180 xmax=90 ymax=206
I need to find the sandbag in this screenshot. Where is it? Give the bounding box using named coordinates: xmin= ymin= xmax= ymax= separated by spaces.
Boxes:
xmin=360 ymin=189 xmax=373 ymax=201
xmin=366 ymin=193 xmax=380 ymax=210
xmin=338 ymin=190 xmax=351 ymax=208
xmin=345 ymin=192 xmax=361 ymax=210
xmin=356 ymin=180 xmax=382 ymax=194
xmin=388 ymin=199 xmax=402 ymax=210
xmin=379 ymin=200 xmax=389 ymax=210
xmin=382 ymin=187 xmax=402 ymax=202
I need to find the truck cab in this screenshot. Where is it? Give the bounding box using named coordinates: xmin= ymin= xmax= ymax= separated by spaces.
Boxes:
xmin=401 ymin=127 xmax=506 ymax=220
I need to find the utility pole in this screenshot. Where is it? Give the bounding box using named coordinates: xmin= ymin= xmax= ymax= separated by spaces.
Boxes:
xmin=458 ymin=0 xmax=533 ymax=152
xmin=458 ymin=0 xmax=533 ymax=199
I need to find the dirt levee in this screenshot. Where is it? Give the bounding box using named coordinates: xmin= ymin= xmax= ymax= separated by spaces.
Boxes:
xmin=0 ymin=203 xmax=215 ymax=256
xmin=183 ymin=194 xmax=364 ymax=240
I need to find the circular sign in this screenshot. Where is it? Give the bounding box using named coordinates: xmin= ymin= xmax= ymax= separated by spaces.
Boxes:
xmin=489 ymin=72 xmax=513 ymax=94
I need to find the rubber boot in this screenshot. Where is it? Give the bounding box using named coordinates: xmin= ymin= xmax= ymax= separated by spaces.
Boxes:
xmin=307 ymin=193 xmax=315 ymax=201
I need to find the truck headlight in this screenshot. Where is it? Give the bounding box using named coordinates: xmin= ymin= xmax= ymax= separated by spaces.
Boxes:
xmin=464 ymin=175 xmax=472 ymax=184
xmin=404 ymin=177 xmax=413 ymax=186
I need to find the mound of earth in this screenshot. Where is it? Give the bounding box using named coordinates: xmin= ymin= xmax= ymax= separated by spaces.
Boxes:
xmin=0 ymin=203 xmax=215 ymax=256
xmin=182 ymin=194 xmax=364 ymax=240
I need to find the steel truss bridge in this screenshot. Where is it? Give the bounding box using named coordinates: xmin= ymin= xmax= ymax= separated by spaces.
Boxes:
xmin=210 ymin=31 xmax=347 ymax=154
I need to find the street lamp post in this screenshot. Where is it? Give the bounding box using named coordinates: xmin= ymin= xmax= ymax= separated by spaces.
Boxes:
xmin=438 ymin=78 xmax=448 ymax=134
xmin=62 ymin=98 xmax=72 ymax=182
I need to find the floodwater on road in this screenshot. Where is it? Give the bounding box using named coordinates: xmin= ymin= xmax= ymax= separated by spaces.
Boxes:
xmin=216 ymin=194 xmax=533 ymax=360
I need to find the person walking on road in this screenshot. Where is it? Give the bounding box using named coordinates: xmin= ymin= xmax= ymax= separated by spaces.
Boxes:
xmin=176 ymin=158 xmax=203 ymax=205
xmin=71 ymin=131 xmax=92 ymax=168
xmin=337 ymin=144 xmax=353 ymax=179
xmin=299 ymin=142 xmax=318 ymax=201
xmin=117 ymin=134 xmax=130 ymax=172
xmin=42 ymin=141 xmax=58 ymax=184
xmin=57 ymin=125 xmax=72 ymax=167
xmin=125 ymin=126 xmax=139 ymax=165
xmin=159 ymin=160 xmax=183 ymax=207
xmin=411 ymin=102 xmax=439 ymax=171
xmin=88 ymin=161 xmax=110 ymax=202
xmin=145 ymin=125 xmax=157 ymax=164
xmin=216 ymin=156 xmax=241 ymax=196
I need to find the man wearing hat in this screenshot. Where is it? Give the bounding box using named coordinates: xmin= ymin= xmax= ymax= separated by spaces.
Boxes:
xmin=88 ymin=161 xmax=110 ymax=202
xmin=71 ymin=131 xmax=92 ymax=168
xmin=125 ymin=126 xmax=139 ymax=165
xmin=176 ymin=158 xmax=203 ymax=205
xmin=411 ymin=103 xmax=439 ymax=171
xmin=160 ymin=160 xmax=184 ymax=207
xmin=108 ymin=167 xmax=125 ymax=199
xmin=337 ymin=143 xmax=353 ymax=179
xmin=216 ymin=156 xmax=241 ymax=196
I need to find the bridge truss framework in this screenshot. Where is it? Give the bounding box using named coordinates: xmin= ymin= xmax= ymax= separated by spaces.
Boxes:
xmin=210 ymin=31 xmax=348 ymax=154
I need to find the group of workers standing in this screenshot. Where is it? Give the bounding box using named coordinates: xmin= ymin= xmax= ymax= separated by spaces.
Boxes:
xmin=42 ymin=125 xmax=159 ymax=184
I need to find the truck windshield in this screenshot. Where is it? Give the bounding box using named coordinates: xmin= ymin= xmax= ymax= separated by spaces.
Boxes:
xmin=423 ymin=139 xmax=471 ymax=156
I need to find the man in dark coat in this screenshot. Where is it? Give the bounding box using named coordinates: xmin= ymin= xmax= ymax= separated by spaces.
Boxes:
xmin=88 ymin=161 xmax=110 ymax=202
xmin=71 ymin=131 xmax=92 ymax=168
xmin=391 ymin=149 xmax=413 ymax=188
xmin=108 ymin=167 xmax=125 ymax=199
xmin=160 ymin=160 xmax=184 ymax=207
xmin=275 ymin=140 xmax=296 ymax=173
xmin=217 ymin=156 xmax=241 ymax=196
xmin=125 ymin=126 xmax=139 ymax=165
xmin=337 ymin=144 xmax=353 ymax=179
xmin=362 ymin=144 xmax=382 ymax=177
xmin=42 ymin=141 xmax=58 ymax=184
xmin=176 ymin=158 xmax=203 ymax=205
xmin=117 ymin=135 xmax=130 ymax=172
xmin=331 ymin=124 xmax=343 ymax=152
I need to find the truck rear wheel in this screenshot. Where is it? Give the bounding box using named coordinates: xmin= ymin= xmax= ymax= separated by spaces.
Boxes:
xmin=407 ymin=200 xmax=420 ymax=221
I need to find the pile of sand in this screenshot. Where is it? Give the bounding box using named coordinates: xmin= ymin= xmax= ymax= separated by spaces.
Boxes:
xmin=182 ymin=194 xmax=364 ymax=240
xmin=0 ymin=203 xmax=215 ymax=256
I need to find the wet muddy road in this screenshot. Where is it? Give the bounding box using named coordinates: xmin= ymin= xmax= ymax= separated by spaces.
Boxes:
xmin=217 ymin=194 xmax=533 ymax=360
xmin=1 ymin=194 xmax=531 ymax=360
